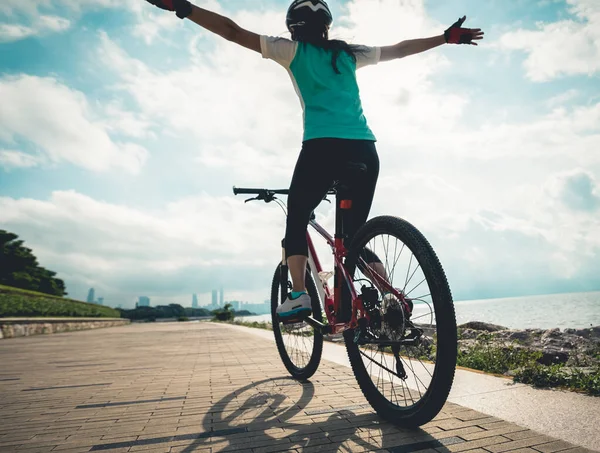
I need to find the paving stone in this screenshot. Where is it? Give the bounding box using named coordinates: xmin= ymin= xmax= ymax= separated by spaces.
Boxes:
xmin=535 ymin=440 xmax=582 ymax=453
xmin=547 ymin=449 xmax=597 ymax=453
xmin=460 ymin=424 xmax=531 ymax=441
xmin=443 ymin=435 xmax=512 ymax=452
xmin=0 ymin=322 xmax=589 ymax=453
xmin=486 ymin=435 xmax=558 ymax=453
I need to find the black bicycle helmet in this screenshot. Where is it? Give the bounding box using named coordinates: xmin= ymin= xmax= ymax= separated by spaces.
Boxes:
xmin=286 ymin=0 xmax=333 ymax=32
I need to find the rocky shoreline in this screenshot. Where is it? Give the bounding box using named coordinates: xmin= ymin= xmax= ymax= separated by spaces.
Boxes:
xmin=457 ymin=322 xmax=600 ymax=368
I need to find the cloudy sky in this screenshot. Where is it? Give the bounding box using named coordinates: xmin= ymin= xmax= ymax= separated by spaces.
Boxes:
xmin=1 ymin=0 xmax=599 ymax=308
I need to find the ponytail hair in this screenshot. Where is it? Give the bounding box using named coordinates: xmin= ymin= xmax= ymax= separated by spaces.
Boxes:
xmin=291 ymin=24 xmax=366 ymax=74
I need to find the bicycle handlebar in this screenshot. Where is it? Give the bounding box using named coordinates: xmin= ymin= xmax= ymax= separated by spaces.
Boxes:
xmin=233 ymin=186 xmax=336 ymax=204
xmin=232 ymin=187 xmax=289 ymax=195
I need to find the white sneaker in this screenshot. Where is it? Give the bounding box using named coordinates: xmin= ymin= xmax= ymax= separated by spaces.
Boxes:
xmin=276 ymin=293 xmax=312 ymax=319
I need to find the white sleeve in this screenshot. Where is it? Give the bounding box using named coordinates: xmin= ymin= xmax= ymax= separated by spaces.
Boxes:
xmin=355 ymin=46 xmax=382 ymax=70
xmin=260 ymin=35 xmax=298 ymax=69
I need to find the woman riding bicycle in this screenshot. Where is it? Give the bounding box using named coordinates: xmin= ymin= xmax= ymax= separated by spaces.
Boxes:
xmin=145 ymin=0 xmax=483 ymax=319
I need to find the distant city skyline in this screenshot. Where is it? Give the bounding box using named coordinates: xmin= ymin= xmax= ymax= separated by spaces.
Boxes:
xmin=138 ymin=296 xmax=150 ymax=307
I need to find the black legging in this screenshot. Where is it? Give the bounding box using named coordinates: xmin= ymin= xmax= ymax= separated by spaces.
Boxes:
xmin=285 ymin=138 xmax=379 ymax=258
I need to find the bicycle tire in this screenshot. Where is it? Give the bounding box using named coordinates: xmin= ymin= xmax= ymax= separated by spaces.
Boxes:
xmin=344 ymin=215 xmax=457 ymax=426
xmin=271 ymin=263 xmax=323 ymax=380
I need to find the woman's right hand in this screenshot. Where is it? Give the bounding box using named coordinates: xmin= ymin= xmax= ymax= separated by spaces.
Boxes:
xmin=145 ymin=0 xmax=192 ymax=19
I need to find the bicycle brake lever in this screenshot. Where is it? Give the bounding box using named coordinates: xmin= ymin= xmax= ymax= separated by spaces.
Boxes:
xmin=244 ymin=196 xmax=259 ymax=203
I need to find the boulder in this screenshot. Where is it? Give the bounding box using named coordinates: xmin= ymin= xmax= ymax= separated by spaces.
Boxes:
xmin=538 ymin=346 xmax=570 ymax=365
xmin=457 ymin=323 xmax=600 ymax=368
xmin=458 ymin=328 xmax=480 ymax=340
xmin=458 ymin=321 xmax=508 ymax=332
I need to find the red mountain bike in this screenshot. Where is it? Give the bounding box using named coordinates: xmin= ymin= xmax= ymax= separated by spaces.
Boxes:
xmin=233 ymin=164 xmax=457 ymax=426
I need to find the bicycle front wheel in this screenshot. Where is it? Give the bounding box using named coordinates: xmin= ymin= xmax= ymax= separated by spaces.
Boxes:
xmin=344 ymin=215 xmax=457 ymax=426
xmin=271 ymin=263 xmax=323 ymax=380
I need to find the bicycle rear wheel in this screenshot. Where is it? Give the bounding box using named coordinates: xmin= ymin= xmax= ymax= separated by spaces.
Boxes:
xmin=271 ymin=263 xmax=323 ymax=380
xmin=344 ymin=215 xmax=457 ymax=426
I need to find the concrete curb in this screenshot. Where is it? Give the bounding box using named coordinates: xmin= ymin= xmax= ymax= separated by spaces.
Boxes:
xmin=0 ymin=317 xmax=130 ymax=339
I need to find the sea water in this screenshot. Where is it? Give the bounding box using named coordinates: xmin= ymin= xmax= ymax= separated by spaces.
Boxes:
xmin=237 ymin=291 xmax=600 ymax=330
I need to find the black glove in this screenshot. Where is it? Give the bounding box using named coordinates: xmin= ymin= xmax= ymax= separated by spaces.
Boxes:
xmin=145 ymin=0 xmax=192 ymax=19
xmin=444 ymin=16 xmax=482 ymax=45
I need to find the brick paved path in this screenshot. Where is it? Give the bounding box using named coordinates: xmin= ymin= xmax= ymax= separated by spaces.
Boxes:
xmin=0 ymin=322 xmax=596 ymax=453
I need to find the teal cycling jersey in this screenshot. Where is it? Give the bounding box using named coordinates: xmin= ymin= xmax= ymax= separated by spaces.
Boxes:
xmin=260 ymin=35 xmax=381 ymax=142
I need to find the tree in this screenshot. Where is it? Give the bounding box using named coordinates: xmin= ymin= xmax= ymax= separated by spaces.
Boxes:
xmin=213 ymin=303 xmax=235 ymax=321
xmin=0 ymin=230 xmax=67 ymax=296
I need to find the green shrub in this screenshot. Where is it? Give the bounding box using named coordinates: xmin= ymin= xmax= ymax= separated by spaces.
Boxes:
xmin=456 ymin=331 xmax=599 ymax=396
xmin=232 ymin=320 xmax=272 ymax=330
xmin=212 ymin=303 xmax=235 ymax=321
xmin=0 ymin=285 xmax=119 ymax=318
xmin=514 ymin=364 xmax=600 ymax=395
xmin=177 ymin=316 xmax=189 ymax=322
xmin=457 ymin=332 xmax=542 ymax=375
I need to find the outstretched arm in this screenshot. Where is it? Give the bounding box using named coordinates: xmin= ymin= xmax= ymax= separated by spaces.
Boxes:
xmin=145 ymin=0 xmax=261 ymax=53
xmin=381 ymin=35 xmax=445 ymax=61
xmin=380 ymin=16 xmax=484 ymax=62
xmin=186 ymin=5 xmax=260 ymax=53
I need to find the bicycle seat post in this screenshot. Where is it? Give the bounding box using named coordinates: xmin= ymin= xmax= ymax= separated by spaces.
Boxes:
xmin=334 ymin=162 xmax=368 ymax=243
xmin=335 ymin=162 xmax=367 ymax=322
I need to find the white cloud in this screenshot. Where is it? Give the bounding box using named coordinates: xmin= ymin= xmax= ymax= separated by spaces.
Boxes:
xmin=0 ymin=190 xmax=286 ymax=306
xmin=0 ymin=75 xmax=148 ymax=173
xmin=0 ymin=0 xmax=141 ymax=42
xmin=546 ymin=169 xmax=600 ymax=212
xmin=132 ymin=0 xmax=223 ymax=45
xmin=497 ymin=0 xmax=600 ymax=81
xmin=0 ymin=15 xmax=69 ymax=42
xmin=546 ymin=89 xmax=579 ymax=108
xmin=0 ymin=0 xmax=218 ymax=43
xmin=0 ymin=23 xmax=34 ymax=42
xmin=0 ymin=0 xmax=140 ymax=16
xmin=0 ymin=150 xmax=41 ymax=169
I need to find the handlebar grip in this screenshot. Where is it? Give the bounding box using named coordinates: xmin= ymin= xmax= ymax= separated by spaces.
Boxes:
xmin=233 ymin=187 xmax=263 ymax=195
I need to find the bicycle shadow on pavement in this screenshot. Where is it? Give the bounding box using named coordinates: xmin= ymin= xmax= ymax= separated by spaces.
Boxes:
xmin=176 ymin=376 xmax=453 ymax=452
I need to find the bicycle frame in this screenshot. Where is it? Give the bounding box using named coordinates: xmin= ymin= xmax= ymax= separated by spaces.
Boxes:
xmin=232 ymin=186 xmax=405 ymax=334
xmin=305 ymin=214 xmax=401 ymax=335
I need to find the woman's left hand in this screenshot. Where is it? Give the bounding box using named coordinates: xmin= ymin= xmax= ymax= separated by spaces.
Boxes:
xmin=444 ymin=16 xmax=484 ymax=45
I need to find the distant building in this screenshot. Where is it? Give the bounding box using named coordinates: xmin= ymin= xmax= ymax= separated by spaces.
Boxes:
xmin=211 ymin=290 xmax=218 ymax=307
xmin=219 ymin=287 xmax=224 ymax=306
xmin=138 ymin=296 xmax=150 ymax=307
xmin=192 ymin=293 xmax=198 ymax=308
xmin=244 ymin=301 xmax=270 ymax=315
xmin=86 ymin=288 xmax=95 ymax=303
xmin=97 ymin=297 xmax=104 ymax=305
xmin=231 ymin=301 xmax=240 ymax=311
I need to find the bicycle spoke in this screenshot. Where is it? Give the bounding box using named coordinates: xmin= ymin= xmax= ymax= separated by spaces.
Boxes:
xmin=406 ymin=276 xmax=426 ymax=298
xmin=389 ymin=240 xmax=405 ymax=282
xmin=353 ymin=226 xmax=443 ymax=411
xmin=403 ymin=255 xmax=423 ymax=295
xmin=278 ymin=282 xmax=315 ymax=370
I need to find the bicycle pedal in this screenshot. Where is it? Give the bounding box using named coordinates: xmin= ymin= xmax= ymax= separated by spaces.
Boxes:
xmin=280 ymin=315 xmax=307 ymax=325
